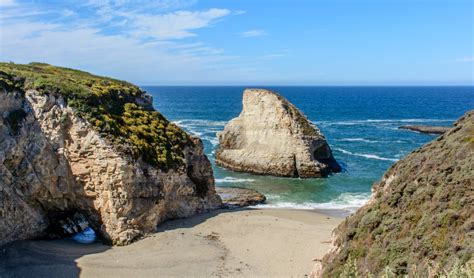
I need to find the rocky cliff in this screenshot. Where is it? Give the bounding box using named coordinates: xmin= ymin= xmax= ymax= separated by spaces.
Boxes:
xmin=0 ymin=62 xmax=221 ymax=246
xmin=215 ymin=89 xmax=340 ymax=178
xmin=314 ymin=111 xmax=474 ymax=277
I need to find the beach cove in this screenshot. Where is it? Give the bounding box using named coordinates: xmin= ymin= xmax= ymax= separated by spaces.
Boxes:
xmin=0 ymin=209 xmax=342 ymax=278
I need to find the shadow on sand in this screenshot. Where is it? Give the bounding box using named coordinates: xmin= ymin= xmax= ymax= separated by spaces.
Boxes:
xmin=0 ymin=238 xmax=110 ymax=278
xmin=0 ymin=208 xmax=246 ymax=278
xmin=157 ymin=207 xmax=253 ymax=232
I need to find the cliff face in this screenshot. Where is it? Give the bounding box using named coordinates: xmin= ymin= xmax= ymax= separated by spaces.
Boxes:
xmin=314 ymin=111 xmax=474 ymax=276
xmin=215 ymin=89 xmax=340 ymax=178
xmin=0 ymin=63 xmax=221 ymax=246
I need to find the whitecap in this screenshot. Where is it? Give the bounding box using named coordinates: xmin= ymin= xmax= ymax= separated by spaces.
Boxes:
xmin=252 ymin=192 xmax=370 ymax=213
xmin=215 ymin=177 xmax=256 ymax=183
xmin=390 ymin=118 xmax=454 ymax=123
xmin=179 ymin=128 xmax=203 ymax=136
xmin=334 ymin=148 xmax=398 ymax=162
xmin=337 ymin=138 xmax=380 ymax=143
xmin=173 ymin=119 xmax=228 ymax=127
xmin=202 ymin=136 xmax=219 ymax=146
xmin=358 ymin=153 xmax=398 ymax=162
xmin=314 ymin=121 xmax=360 ymax=126
xmin=314 ymin=118 xmax=454 ymax=126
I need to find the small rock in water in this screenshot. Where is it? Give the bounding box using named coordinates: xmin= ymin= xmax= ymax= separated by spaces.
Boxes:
xmin=398 ymin=125 xmax=450 ymax=135
xmin=216 ymin=187 xmax=266 ymax=208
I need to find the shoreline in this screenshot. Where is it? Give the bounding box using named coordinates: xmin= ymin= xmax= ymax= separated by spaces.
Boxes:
xmin=252 ymin=205 xmax=355 ymax=218
xmin=0 ymin=208 xmax=343 ymax=278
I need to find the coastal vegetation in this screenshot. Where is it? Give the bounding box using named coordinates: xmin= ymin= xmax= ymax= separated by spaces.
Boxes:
xmin=0 ymin=62 xmax=221 ymax=247
xmin=340 ymin=257 xmax=473 ymax=277
xmin=318 ymin=111 xmax=474 ymax=277
xmin=0 ymin=62 xmax=190 ymax=169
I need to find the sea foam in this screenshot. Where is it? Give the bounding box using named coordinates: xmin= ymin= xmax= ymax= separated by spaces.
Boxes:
xmin=337 ymin=138 xmax=380 ymax=143
xmin=334 ymin=148 xmax=398 ymax=162
xmin=215 ymin=177 xmax=256 ymax=183
xmin=252 ymin=192 xmax=371 ymax=213
xmin=314 ymin=118 xmax=454 ymax=126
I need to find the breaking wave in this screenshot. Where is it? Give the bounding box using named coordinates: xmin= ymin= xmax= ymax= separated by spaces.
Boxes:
xmin=314 ymin=118 xmax=454 ymax=126
xmin=336 ymin=138 xmax=380 ymax=143
xmin=334 ymin=148 xmax=398 ymax=162
xmin=202 ymin=136 xmax=219 ymax=146
xmin=215 ymin=177 xmax=256 ymax=183
xmin=173 ymin=119 xmax=227 ymax=127
xmin=172 ymin=119 xmax=226 ymax=141
xmin=253 ymin=192 xmax=371 ymax=213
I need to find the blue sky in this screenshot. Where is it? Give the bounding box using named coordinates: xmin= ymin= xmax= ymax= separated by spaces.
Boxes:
xmin=0 ymin=0 xmax=473 ymax=85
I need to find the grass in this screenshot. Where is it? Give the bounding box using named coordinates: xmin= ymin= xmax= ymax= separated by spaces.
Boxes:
xmin=320 ymin=111 xmax=474 ymax=277
xmin=0 ymin=62 xmax=191 ymax=170
xmin=339 ymin=258 xmax=473 ymax=278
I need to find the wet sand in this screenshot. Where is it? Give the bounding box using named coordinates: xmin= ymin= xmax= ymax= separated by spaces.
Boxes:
xmin=0 ymin=208 xmax=343 ymax=278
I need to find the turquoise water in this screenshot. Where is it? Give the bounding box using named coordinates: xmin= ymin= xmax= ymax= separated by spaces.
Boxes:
xmin=143 ymin=86 xmax=473 ymax=212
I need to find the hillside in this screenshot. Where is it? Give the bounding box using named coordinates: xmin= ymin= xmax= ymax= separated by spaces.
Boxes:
xmin=315 ymin=111 xmax=474 ymax=277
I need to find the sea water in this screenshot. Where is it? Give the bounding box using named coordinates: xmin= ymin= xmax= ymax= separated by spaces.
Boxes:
xmin=143 ymin=86 xmax=473 ymax=213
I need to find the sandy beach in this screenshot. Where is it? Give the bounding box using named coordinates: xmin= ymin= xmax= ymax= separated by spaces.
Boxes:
xmin=0 ymin=208 xmax=342 ymax=278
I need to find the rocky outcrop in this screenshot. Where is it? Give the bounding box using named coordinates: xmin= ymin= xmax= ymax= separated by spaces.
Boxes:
xmin=216 ymin=187 xmax=266 ymax=208
xmin=399 ymin=125 xmax=451 ymax=135
xmin=215 ymin=89 xmax=341 ymax=178
xmin=0 ymin=63 xmax=221 ymax=246
xmin=313 ymin=111 xmax=474 ymax=277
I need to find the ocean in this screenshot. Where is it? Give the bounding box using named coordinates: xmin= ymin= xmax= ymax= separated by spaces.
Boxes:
xmin=143 ymin=86 xmax=473 ymax=213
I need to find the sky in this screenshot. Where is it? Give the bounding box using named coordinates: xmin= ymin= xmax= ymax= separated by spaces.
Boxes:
xmin=0 ymin=0 xmax=473 ymax=85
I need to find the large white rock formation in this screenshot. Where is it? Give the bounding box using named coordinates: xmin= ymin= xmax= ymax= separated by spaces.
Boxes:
xmin=215 ymin=89 xmax=341 ymax=178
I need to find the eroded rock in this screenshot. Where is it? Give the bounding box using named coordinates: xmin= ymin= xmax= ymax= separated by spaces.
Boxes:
xmin=216 ymin=187 xmax=266 ymax=208
xmin=0 ymin=64 xmax=222 ymax=246
xmin=216 ymin=89 xmax=341 ymax=178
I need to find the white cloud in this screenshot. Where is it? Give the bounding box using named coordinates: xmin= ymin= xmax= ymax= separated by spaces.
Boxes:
xmin=233 ymin=10 xmax=246 ymax=15
xmin=239 ymin=29 xmax=267 ymax=38
xmin=0 ymin=2 xmax=243 ymax=84
xmin=259 ymin=53 xmax=285 ymax=60
xmin=61 ymin=9 xmax=76 ymax=17
xmin=0 ymin=0 xmax=16 ymax=7
xmin=85 ymin=0 xmax=198 ymax=14
xmin=128 ymin=8 xmax=231 ymax=40
xmin=0 ymin=1 xmax=296 ymax=84
xmin=453 ymin=56 xmax=474 ymax=63
xmin=0 ymin=23 xmax=230 ymax=83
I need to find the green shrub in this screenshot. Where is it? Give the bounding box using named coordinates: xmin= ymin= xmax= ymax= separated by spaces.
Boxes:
xmin=0 ymin=62 xmax=191 ymax=170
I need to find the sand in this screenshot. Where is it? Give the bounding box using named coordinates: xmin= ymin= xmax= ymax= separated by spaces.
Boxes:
xmin=0 ymin=208 xmax=343 ymax=278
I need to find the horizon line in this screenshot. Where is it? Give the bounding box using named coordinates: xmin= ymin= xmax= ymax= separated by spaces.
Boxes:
xmin=139 ymin=84 xmax=474 ymax=87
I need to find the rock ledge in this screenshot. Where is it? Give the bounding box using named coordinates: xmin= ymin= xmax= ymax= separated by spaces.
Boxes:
xmin=216 ymin=187 xmax=266 ymax=208
xmin=0 ymin=63 xmax=222 ymax=247
xmin=399 ymin=125 xmax=450 ymax=135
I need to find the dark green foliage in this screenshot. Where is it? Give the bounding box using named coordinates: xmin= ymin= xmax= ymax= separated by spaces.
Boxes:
xmin=0 ymin=62 xmax=191 ymax=170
